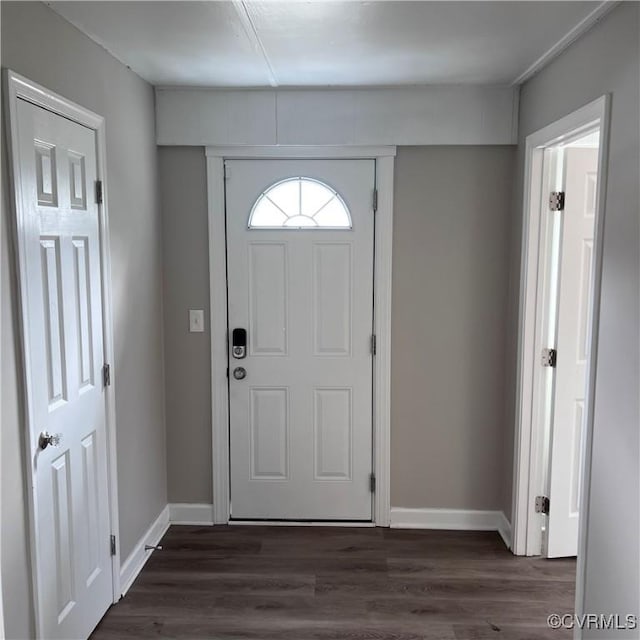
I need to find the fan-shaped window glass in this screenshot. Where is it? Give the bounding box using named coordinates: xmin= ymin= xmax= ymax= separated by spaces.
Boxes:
xmin=249 ymin=177 xmax=352 ymax=229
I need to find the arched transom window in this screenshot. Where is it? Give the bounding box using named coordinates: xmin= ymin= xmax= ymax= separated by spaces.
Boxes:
xmin=248 ymin=177 xmax=352 ymax=229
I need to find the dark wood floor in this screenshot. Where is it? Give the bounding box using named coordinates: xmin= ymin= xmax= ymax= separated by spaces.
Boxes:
xmin=91 ymin=525 xmax=576 ymax=640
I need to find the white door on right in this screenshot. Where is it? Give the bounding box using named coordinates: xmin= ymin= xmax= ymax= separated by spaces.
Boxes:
xmin=546 ymin=145 xmax=598 ymax=558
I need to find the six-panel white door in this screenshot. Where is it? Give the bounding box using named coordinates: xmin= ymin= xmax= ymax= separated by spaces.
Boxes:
xmin=15 ymin=99 xmax=113 ymax=638
xmin=226 ymin=159 xmax=375 ymax=520
xmin=546 ymin=146 xmax=598 ymax=558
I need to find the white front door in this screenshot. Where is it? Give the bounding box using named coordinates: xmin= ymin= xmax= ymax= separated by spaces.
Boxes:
xmin=546 ymin=145 xmax=598 ymax=557
xmin=225 ymin=159 xmax=375 ymax=520
xmin=14 ymin=99 xmax=113 ymax=638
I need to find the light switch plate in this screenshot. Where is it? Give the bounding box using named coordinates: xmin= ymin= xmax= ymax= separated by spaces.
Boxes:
xmin=189 ymin=309 xmax=204 ymax=333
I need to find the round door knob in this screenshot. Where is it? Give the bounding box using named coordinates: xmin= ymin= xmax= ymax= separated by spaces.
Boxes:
xmin=39 ymin=431 xmax=62 ymax=450
xmin=233 ymin=367 xmax=247 ymax=380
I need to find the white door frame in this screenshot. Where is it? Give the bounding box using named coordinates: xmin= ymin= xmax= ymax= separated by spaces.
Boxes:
xmin=511 ymin=93 xmax=610 ymax=577
xmin=206 ymin=146 xmax=395 ymax=526
xmin=4 ymin=70 xmax=122 ymax=630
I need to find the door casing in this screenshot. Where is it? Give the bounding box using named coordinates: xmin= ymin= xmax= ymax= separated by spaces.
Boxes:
xmin=206 ymin=146 xmax=395 ymax=526
xmin=4 ymin=70 xmax=121 ymax=634
xmin=511 ymin=96 xmax=610 ymax=631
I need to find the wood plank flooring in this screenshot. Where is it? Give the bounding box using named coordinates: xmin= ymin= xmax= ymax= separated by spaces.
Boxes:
xmin=91 ymin=526 xmax=576 ymax=640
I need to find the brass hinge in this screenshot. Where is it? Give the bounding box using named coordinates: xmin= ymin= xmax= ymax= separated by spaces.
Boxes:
xmin=549 ymin=191 xmax=565 ymax=211
xmin=535 ymin=496 xmax=550 ymax=515
xmin=103 ymin=363 xmax=111 ymax=387
xmin=110 ymin=534 xmax=117 ymax=556
xmin=369 ymin=473 xmax=376 ymax=493
xmin=373 ymin=189 xmax=378 ymax=213
xmin=371 ymin=334 xmax=377 ymax=356
xmin=95 ymin=180 xmax=103 ymax=205
xmin=541 ymin=348 xmax=557 ymax=368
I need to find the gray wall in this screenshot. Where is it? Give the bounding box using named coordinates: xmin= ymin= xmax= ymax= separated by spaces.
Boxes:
xmin=505 ymin=3 xmax=639 ymax=633
xmin=159 ymin=148 xmax=212 ymax=503
xmin=1 ymin=3 xmax=167 ymax=637
xmin=391 ymin=147 xmax=514 ymax=509
xmin=159 ymin=146 xmax=515 ymax=512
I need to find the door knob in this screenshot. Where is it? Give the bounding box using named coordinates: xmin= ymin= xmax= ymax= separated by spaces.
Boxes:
xmin=233 ymin=367 xmax=247 ymax=380
xmin=39 ymin=431 xmax=62 ymax=450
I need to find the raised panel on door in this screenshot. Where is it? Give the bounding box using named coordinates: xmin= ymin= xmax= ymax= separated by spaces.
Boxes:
xmin=41 ymin=236 xmax=68 ymax=409
xmin=35 ymin=141 xmax=58 ymax=206
xmin=51 ymin=451 xmax=76 ymax=624
xmin=313 ymin=244 xmax=352 ymax=356
xmin=314 ymin=388 xmax=353 ymax=480
xmin=250 ymin=387 xmax=289 ymax=479
xmin=248 ymin=243 xmax=288 ymax=356
xmin=72 ymin=237 xmax=94 ymax=392
xmin=80 ymin=431 xmax=102 ymax=587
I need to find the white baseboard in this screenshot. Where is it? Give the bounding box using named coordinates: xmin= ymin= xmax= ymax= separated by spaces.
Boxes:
xmin=119 ymin=505 xmax=511 ymax=597
xmin=169 ymin=502 xmax=214 ymax=525
xmin=119 ymin=505 xmax=170 ymax=597
xmin=390 ymin=507 xmax=512 ymax=548
xmin=497 ymin=511 xmax=512 ymax=550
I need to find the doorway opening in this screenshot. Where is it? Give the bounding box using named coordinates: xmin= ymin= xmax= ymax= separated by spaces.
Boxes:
xmin=512 ymin=96 xmax=610 ymax=564
xmin=206 ymin=147 xmax=395 ymax=527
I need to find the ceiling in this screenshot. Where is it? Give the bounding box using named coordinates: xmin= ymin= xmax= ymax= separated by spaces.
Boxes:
xmin=49 ymin=1 xmax=609 ymax=87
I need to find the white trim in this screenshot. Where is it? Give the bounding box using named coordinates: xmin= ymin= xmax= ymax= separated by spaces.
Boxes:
xmin=497 ymin=512 xmax=512 ymax=550
xmin=207 ymin=145 xmax=394 ymax=526
xmin=119 ymin=506 xmax=170 ymax=597
xmin=390 ymin=507 xmax=510 ymax=538
xmin=372 ymin=155 xmax=394 ymax=527
xmin=205 ymin=146 xmax=397 ymax=159
xmin=229 ymin=521 xmax=376 ymax=528
xmin=169 ymin=503 xmax=214 ymax=525
xmin=512 ymin=92 xmax=610 ymax=582
xmin=511 ymin=2 xmax=620 ymax=85
xmin=207 ymin=156 xmax=230 ymax=525
xmin=3 ymin=70 xmax=122 ymax=635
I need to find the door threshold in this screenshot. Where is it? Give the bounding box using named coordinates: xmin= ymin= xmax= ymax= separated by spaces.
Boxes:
xmin=228 ymin=519 xmax=375 ymax=527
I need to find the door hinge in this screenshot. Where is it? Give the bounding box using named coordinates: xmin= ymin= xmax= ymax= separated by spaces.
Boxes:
xmin=535 ymin=495 xmax=550 ymax=515
xmin=110 ymin=534 xmax=117 ymax=556
xmin=102 ymin=363 xmax=111 ymax=387
xmin=224 ymin=163 xmax=230 ymax=180
xmin=95 ymin=180 xmax=103 ymax=205
xmin=369 ymin=473 xmax=376 ymax=493
xmin=370 ymin=334 xmax=377 ymax=356
xmin=541 ymin=348 xmax=557 ymax=368
xmin=549 ymin=191 xmax=565 ymax=211
xmin=372 ymin=189 xmax=378 ymax=213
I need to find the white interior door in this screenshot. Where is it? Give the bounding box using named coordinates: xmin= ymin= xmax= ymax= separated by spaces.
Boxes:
xmin=226 ymin=159 xmax=375 ymax=520
xmin=546 ymin=145 xmax=598 ymax=557
xmin=14 ymin=99 xmax=113 ymax=638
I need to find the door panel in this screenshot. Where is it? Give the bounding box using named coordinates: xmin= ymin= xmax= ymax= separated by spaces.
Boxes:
xmin=248 ymin=243 xmax=288 ymax=355
xmin=226 ymin=159 xmax=375 ymax=520
xmin=546 ymin=146 xmax=598 ymax=558
xmin=313 ymin=243 xmax=352 ymax=355
xmin=15 ymin=98 xmax=113 ymax=638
